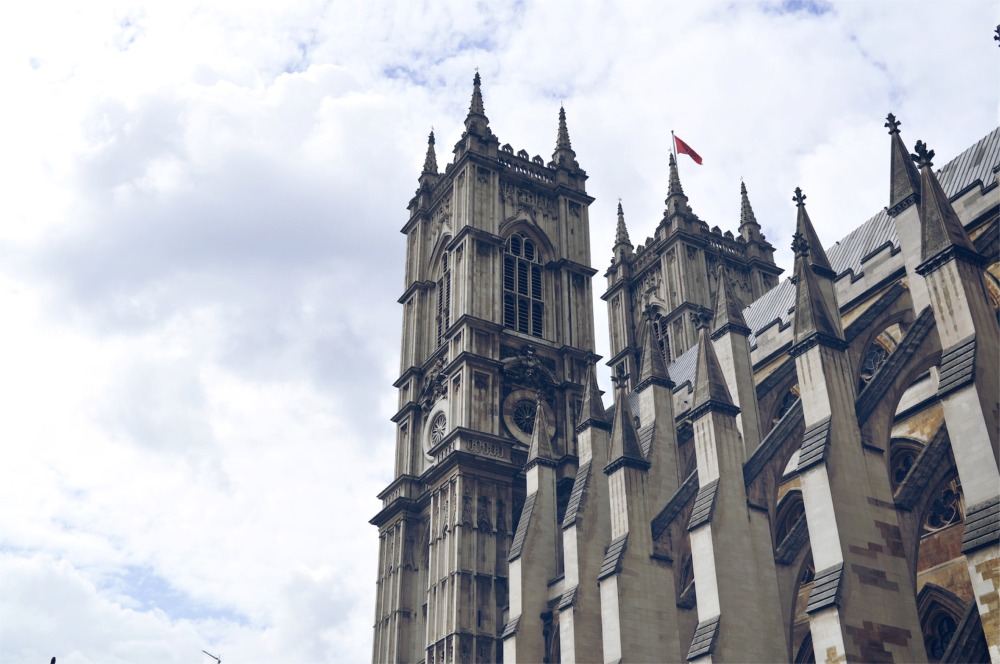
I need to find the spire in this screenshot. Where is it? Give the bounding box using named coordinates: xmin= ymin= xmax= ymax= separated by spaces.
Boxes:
xmin=422 ymin=130 xmax=438 ymax=176
xmin=552 ymin=105 xmax=578 ymax=169
xmin=527 ymin=396 xmax=555 ymax=464
xmin=638 ymin=310 xmax=673 ymax=390
xmin=615 ymin=200 xmax=632 ymax=247
xmin=792 ymin=187 xmax=834 ymax=277
xmin=791 ymin=232 xmax=842 ymax=343
xmin=464 ymin=71 xmax=490 ymax=136
xmin=556 ymin=105 xmax=572 ymax=150
xmin=886 ymin=113 xmax=920 ymax=216
xmin=667 ymin=153 xmax=685 ymax=198
xmin=691 ymin=313 xmax=736 ymax=413
xmin=605 ymin=371 xmax=648 ymax=472
xmin=577 ymin=362 xmax=610 ymax=430
xmin=911 ymin=140 xmax=979 ymax=262
xmin=711 ymin=264 xmax=749 ymax=339
xmin=739 ymin=180 xmax=759 ymax=228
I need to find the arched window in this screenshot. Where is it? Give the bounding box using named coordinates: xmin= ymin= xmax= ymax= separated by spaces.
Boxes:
xmin=888 ymin=439 xmax=924 ymax=492
xmin=858 ymin=327 xmax=900 ymax=391
xmin=773 ymin=386 xmax=800 ymax=426
xmin=917 ymin=584 xmax=966 ymax=661
xmin=923 ymin=476 xmax=964 ymax=536
xmin=436 ymin=252 xmax=451 ymax=347
xmin=775 ymin=490 xmax=805 ymax=547
xmin=503 ymin=233 xmax=543 ymax=338
xmin=651 ymin=313 xmax=672 ymax=363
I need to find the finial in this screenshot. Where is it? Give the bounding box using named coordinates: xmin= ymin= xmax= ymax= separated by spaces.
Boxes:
xmin=911 ymin=140 xmax=934 ymax=169
xmin=422 ymin=128 xmax=438 ymax=175
xmin=885 ymin=113 xmax=901 ymax=135
xmin=690 ymin=310 xmax=712 ymax=331
xmin=739 ymin=179 xmax=758 ymax=228
xmin=556 ymin=105 xmax=572 ymax=150
xmin=793 ymin=187 xmax=807 ymax=208
xmin=614 ymin=199 xmax=631 ymax=248
xmin=791 ymin=232 xmax=810 ymax=258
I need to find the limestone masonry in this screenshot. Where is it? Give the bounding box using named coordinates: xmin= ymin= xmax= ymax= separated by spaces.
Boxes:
xmin=371 ymin=74 xmax=1000 ymax=663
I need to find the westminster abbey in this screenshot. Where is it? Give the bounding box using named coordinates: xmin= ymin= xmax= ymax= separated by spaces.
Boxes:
xmin=371 ymin=73 xmax=1000 ymax=663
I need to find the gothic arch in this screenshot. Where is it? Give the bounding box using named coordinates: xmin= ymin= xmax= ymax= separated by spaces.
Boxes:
xmin=856 ymin=314 xmax=943 ymax=476
xmin=498 ymin=219 xmax=555 ymax=261
xmin=916 ymin=583 xmax=966 ymax=661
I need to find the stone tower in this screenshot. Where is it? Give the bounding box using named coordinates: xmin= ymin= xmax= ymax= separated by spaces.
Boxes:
xmin=604 ymin=158 xmax=782 ymax=389
xmin=370 ymin=74 xmax=601 ymax=664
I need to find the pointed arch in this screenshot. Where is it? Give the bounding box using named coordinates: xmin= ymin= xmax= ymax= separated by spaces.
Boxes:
xmin=502 ymin=229 xmax=548 ymax=338
xmin=917 ymin=583 xmax=966 ymax=661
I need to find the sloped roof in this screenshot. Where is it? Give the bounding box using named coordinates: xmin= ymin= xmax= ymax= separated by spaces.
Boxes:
xmin=742 ymin=127 xmax=1000 ymax=345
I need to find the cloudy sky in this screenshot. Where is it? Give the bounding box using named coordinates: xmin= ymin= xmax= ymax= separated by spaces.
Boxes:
xmin=0 ymin=1 xmax=996 ymax=662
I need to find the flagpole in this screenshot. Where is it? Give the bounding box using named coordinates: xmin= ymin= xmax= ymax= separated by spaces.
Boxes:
xmin=671 ymin=130 xmax=676 ymax=160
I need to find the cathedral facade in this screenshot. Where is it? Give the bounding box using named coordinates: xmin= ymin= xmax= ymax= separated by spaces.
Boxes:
xmin=371 ymin=74 xmax=1000 ymax=663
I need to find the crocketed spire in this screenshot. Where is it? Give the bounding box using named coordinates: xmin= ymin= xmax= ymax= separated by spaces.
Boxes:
xmin=556 ymin=105 xmax=572 ymax=150
xmin=739 ymin=180 xmax=759 ymax=228
xmin=615 ymin=200 xmax=631 ymax=246
xmin=691 ymin=313 xmax=735 ymax=413
xmin=667 ymin=153 xmax=685 ymax=198
xmin=605 ymin=372 xmax=648 ymax=472
xmin=885 ymin=113 xmax=920 ymax=216
xmin=711 ymin=264 xmax=749 ymax=339
xmin=793 ymin=187 xmax=834 ymax=277
xmin=638 ymin=311 xmax=672 ymax=390
xmin=422 ymin=130 xmax=438 ymax=175
xmin=791 ymin=232 xmax=841 ymax=343
xmin=911 ymin=140 xmax=978 ymax=262
xmin=527 ymin=396 xmax=555 ymax=465
xmin=464 ymin=71 xmax=490 ymax=136
xmin=552 ymin=105 xmax=578 ymax=168
xmin=577 ymin=362 xmax=610 ymax=430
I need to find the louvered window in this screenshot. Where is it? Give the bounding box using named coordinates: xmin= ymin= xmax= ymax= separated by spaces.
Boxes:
xmin=652 ymin=313 xmax=672 ymax=363
xmin=503 ymin=233 xmax=543 ymax=338
xmin=436 ymin=253 xmax=451 ymax=347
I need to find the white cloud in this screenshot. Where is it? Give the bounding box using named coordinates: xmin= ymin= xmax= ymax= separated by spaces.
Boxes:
xmin=0 ymin=0 xmax=996 ymax=661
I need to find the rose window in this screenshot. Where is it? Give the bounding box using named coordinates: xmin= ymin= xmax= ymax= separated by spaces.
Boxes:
xmin=511 ymin=399 xmax=537 ymax=435
xmin=430 ymin=413 xmax=447 ymax=447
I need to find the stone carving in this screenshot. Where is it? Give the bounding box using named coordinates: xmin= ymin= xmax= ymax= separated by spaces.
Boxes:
xmin=420 ymin=356 xmax=448 ymax=412
xmin=478 ymin=495 xmax=491 ymax=531
xmin=462 ymin=492 xmax=472 ymax=527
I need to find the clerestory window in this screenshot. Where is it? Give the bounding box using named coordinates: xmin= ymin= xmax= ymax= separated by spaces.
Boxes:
xmin=503 ymin=233 xmax=543 ymax=338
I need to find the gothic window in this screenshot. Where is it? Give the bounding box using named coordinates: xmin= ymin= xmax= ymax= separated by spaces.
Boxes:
xmin=888 ymin=439 xmax=924 ymax=492
xmin=917 ymin=585 xmax=966 ymax=661
xmin=651 ymin=313 xmax=672 ymax=363
xmin=437 ymin=252 xmax=451 ymax=347
xmin=772 ymin=386 xmax=800 ymax=426
xmin=503 ymin=232 xmax=543 ymax=338
xmin=775 ymin=490 xmax=805 ymax=547
xmin=922 ymin=476 xmax=964 ymax=536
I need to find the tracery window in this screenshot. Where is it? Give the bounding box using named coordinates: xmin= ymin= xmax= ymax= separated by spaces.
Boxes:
xmin=430 ymin=412 xmax=447 ymax=447
xmin=773 ymin=387 xmax=800 ymax=426
xmin=924 ymin=610 xmax=958 ymax=661
xmin=503 ymin=233 xmax=543 ymax=338
xmin=888 ymin=440 xmax=924 ymax=492
xmin=923 ymin=476 xmax=964 ymax=536
xmin=858 ymin=343 xmax=889 ymax=391
xmin=436 ymin=252 xmax=451 ymax=347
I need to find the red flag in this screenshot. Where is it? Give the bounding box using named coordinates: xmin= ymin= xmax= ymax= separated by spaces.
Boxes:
xmin=674 ymin=134 xmax=703 ymax=165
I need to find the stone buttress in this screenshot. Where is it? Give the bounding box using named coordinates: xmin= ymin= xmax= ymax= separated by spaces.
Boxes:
xmin=599 ymin=371 xmax=682 ymax=662
xmin=909 ymin=138 xmax=1000 ymax=662
xmin=789 ymin=189 xmax=926 ymax=662
xmin=558 ymin=363 xmax=612 ymax=662
xmin=684 ymin=315 xmax=785 ymax=662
